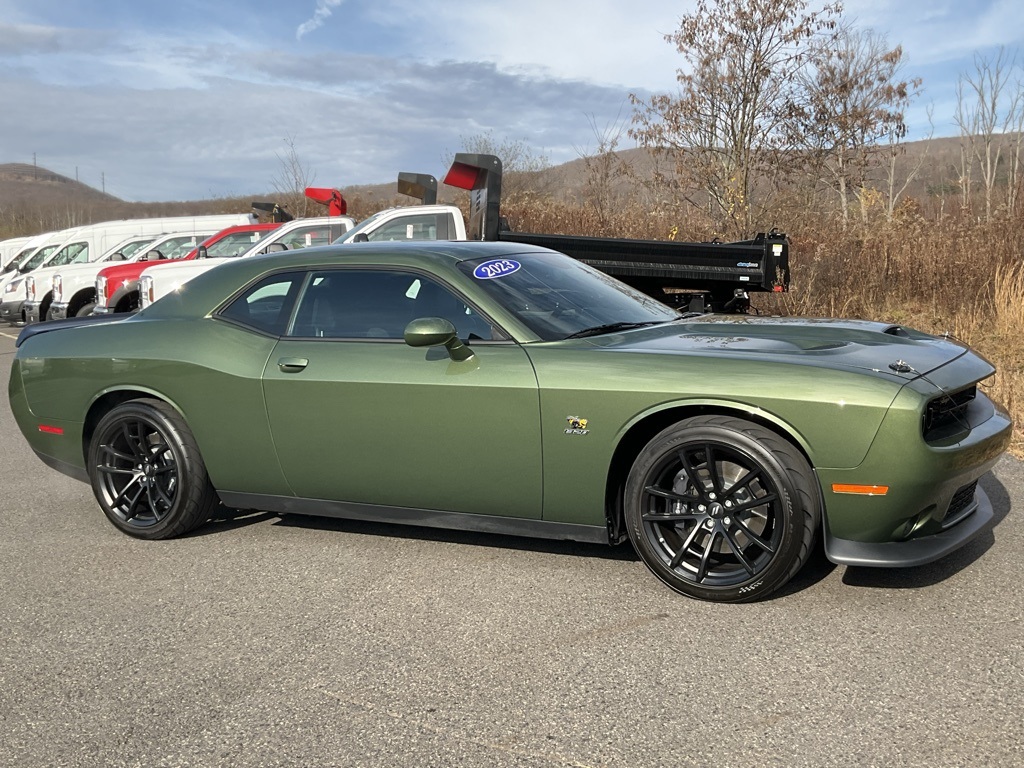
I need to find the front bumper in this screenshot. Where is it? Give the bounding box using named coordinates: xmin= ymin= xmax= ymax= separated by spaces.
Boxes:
xmin=819 ymin=379 xmax=1012 ymax=568
xmin=23 ymin=300 xmax=42 ymax=325
xmin=1 ymin=298 xmax=25 ymax=324
xmin=49 ymin=302 xmax=69 ymax=320
xmin=824 ymin=485 xmax=994 ymax=567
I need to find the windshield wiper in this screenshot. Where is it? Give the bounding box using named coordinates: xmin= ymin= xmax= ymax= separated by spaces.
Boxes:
xmin=563 ymin=321 xmax=665 ymax=339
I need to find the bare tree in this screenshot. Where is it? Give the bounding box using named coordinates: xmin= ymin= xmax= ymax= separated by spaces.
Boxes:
xmin=883 ymin=105 xmax=933 ymax=221
xmin=954 ymin=48 xmax=1022 ymax=221
xmin=271 ymin=135 xmax=317 ymax=218
xmin=629 ymin=0 xmax=841 ymax=235
xmin=798 ymin=26 xmax=920 ymax=224
xmin=574 ymin=110 xmax=630 ymax=227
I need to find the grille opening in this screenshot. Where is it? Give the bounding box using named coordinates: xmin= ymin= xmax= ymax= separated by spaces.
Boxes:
xmin=923 ymin=386 xmax=976 ymax=440
xmin=942 ymin=480 xmax=979 ymax=528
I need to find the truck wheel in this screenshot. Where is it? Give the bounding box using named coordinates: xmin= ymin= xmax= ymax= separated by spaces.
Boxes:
xmin=87 ymin=399 xmax=218 ymax=539
xmin=624 ymin=415 xmax=819 ymax=602
xmin=76 ymin=303 xmax=96 ymax=317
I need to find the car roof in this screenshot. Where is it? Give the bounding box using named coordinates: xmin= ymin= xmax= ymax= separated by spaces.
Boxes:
xmin=138 ymin=240 xmax=557 ymax=321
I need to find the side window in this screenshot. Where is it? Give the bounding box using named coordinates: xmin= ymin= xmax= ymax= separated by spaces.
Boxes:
xmin=218 ymin=271 xmax=305 ymax=336
xmin=289 ymin=270 xmax=498 ymax=341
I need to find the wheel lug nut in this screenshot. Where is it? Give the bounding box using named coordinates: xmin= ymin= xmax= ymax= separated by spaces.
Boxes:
xmin=704 ymin=519 xmax=714 ymax=529
xmin=724 ymin=500 xmax=733 ymax=508
xmin=697 ymin=505 xmax=706 ymax=513
xmin=708 ymin=493 xmax=717 ymax=500
xmin=723 ymin=516 xmax=732 ymax=526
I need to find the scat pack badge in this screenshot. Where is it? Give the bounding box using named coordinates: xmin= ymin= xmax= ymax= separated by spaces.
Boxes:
xmin=565 ymin=416 xmax=590 ymax=436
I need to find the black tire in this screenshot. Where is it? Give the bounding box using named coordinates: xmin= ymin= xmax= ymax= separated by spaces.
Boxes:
xmin=75 ymin=302 xmax=96 ymax=317
xmin=87 ymin=399 xmax=218 ymax=539
xmin=624 ymin=415 xmax=819 ymax=602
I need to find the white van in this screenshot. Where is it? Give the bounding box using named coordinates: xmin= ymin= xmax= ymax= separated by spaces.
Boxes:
xmin=0 ymin=229 xmax=83 ymax=321
xmin=1 ymin=231 xmax=60 ymax=276
xmin=1 ymin=214 xmax=255 ymax=324
xmin=0 ymin=237 xmax=32 ymax=269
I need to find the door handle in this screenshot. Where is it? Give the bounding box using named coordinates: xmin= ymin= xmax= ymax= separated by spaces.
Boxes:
xmin=277 ymin=357 xmax=309 ymax=372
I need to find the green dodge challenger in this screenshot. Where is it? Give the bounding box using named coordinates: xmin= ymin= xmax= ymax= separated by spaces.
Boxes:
xmin=8 ymin=241 xmax=1012 ymax=602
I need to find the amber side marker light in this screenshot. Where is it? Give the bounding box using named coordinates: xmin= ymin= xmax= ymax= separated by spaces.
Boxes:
xmin=832 ymin=484 xmax=889 ymax=496
xmin=38 ymin=425 xmax=64 ymax=435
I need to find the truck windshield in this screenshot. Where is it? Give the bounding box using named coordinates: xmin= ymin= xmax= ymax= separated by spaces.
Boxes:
xmin=458 ymin=250 xmax=678 ymax=341
xmin=206 ymin=230 xmax=270 ymax=258
xmin=22 ymin=244 xmax=62 ymax=272
xmin=335 ymin=211 xmax=390 ymax=243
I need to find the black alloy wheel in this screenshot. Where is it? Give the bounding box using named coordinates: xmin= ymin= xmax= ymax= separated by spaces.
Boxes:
xmin=88 ymin=399 xmax=217 ymax=539
xmin=625 ymin=415 xmax=818 ymax=602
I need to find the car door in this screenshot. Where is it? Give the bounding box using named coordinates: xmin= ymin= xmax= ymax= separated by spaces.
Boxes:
xmin=261 ymin=267 xmax=543 ymax=518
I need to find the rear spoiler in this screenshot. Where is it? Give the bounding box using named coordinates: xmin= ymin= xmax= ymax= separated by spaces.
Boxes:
xmin=16 ymin=313 xmax=128 ymax=348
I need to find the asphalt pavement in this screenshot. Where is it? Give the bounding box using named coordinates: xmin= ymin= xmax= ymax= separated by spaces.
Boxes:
xmin=0 ymin=329 xmax=1021 ymax=767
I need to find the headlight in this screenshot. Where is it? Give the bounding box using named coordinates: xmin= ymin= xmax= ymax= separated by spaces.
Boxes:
xmin=52 ymin=275 xmax=63 ymax=303
xmin=25 ymin=276 xmax=35 ymax=302
xmin=3 ymin=279 xmax=22 ymax=295
xmin=96 ymin=276 xmax=107 ymax=307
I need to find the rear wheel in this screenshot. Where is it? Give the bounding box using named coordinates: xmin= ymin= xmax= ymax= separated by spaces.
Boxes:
xmin=624 ymin=416 xmax=819 ymax=602
xmin=87 ymin=399 xmax=218 ymax=539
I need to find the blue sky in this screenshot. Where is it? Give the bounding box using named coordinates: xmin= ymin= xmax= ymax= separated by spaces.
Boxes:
xmin=1 ymin=0 xmax=1021 ymax=201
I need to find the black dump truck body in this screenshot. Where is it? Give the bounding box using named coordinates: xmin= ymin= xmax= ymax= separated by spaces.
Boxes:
xmin=443 ymin=153 xmax=788 ymax=313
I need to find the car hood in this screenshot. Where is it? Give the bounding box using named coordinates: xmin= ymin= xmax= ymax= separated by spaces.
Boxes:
xmin=586 ymin=315 xmax=970 ymax=379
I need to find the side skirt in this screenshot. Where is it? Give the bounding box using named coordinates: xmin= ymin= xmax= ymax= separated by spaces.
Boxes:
xmin=217 ymin=492 xmax=611 ymax=545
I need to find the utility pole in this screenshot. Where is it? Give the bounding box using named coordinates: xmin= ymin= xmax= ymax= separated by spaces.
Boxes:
xmin=102 ymin=172 xmax=105 ymax=194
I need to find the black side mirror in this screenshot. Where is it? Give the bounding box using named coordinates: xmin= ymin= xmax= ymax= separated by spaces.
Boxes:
xmin=352 ymin=233 xmax=369 ymax=243
xmin=196 ymin=245 xmax=208 ymax=259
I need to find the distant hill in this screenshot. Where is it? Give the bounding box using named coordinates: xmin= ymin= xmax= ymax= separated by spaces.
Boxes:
xmin=0 ymin=163 xmax=122 ymax=207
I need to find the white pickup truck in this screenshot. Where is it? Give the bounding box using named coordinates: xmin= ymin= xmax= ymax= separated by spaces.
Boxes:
xmin=138 ymin=204 xmax=465 ymax=309
xmin=138 ymin=214 xmax=366 ymax=309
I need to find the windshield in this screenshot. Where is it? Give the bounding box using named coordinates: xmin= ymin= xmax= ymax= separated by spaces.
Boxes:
xmin=51 ymin=242 xmax=90 ymax=267
xmin=151 ymin=234 xmax=204 ymax=260
xmin=334 ymin=210 xmax=389 ymax=242
xmin=205 ymin=230 xmax=270 ymax=258
xmin=458 ymin=251 xmax=678 ymax=341
xmin=109 ymin=238 xmax=156 ymax=261
xmin=22 ymin=243 xmax=62 ymax=271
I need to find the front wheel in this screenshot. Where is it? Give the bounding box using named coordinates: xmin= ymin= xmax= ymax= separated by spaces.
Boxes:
xmin=87 ymin=399 xmax=218 ymax=539
xmin=75 ymin=302 xmax=96 ymax=317
xmin=624 ymin=416 xmax=819 ymax=602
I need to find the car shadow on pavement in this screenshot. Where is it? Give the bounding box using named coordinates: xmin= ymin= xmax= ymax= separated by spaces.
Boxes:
xmin=271 ymin=513 xmax=642 ymax=562
xmin=183 ymin=505 xmax=279 ymax=537
xmin=839 ymin=471 xmax=1013 ymax=590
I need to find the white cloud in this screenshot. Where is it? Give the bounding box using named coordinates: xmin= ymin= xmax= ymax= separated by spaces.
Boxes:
xmin=296 ymin=0 xmax=344 ymax=40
